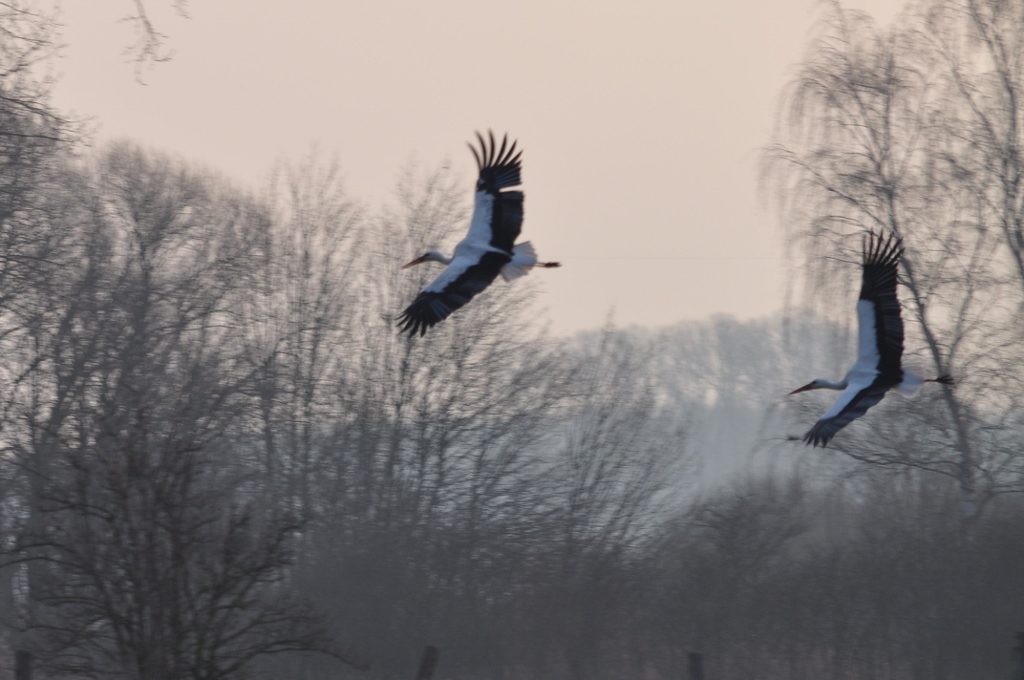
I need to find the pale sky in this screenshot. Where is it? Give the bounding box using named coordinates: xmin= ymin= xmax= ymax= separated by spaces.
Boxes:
xmin=51 ymin=1 xmax=899 ymax=335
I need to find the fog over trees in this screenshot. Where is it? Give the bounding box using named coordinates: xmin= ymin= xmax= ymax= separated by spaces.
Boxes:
xmin=1 ymin=1 xmax=1024 ymax=679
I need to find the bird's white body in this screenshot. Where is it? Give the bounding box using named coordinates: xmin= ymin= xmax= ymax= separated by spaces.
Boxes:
xmin=822 ymin=303 xmax=930 ymax=409
xmin=420 ymin=239 xmax=542 ymax=293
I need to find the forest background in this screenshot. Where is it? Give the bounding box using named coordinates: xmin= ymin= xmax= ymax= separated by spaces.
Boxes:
xmin=1 ymin=1 xmax=1024 ymax=679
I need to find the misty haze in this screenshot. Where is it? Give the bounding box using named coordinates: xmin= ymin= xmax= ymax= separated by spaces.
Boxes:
xmin=1 ymin=1 xmax=1023 ymax=680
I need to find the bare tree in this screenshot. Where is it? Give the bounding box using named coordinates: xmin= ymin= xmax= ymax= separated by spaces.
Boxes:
xmin=646 ymin=475 xmax=809 ymax=679
xmin=0 ymin=144 xmax=350 ymax=679
xmin=119 ymin=0 xmax=190 ymax=70
xmin=526 ymin=325 xmax=689 ymax=680
xmin=0 ymin=0 xmax=76 ymax=442
xmin=235 ymin=151 xmax=364 ymax=521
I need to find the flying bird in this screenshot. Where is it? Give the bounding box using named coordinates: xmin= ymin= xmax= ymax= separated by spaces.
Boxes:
xmin=397 ymin=131 xmax=560 ymax=336
xmin=790 ymin=231 xmax=953 ymax=447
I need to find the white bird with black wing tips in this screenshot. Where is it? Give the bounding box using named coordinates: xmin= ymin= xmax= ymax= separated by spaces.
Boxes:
xmin=790 ymin=231 xmax=954 ymax=447
xmin=398 ymin=131 xmax=560 ymax=336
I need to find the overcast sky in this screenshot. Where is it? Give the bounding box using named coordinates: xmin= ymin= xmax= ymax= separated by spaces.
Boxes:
xmin=51 ymin=0 xmax=899 ymax=335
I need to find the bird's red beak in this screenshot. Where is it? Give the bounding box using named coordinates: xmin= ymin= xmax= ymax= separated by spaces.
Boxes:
xmin=402 ymin=255 xmax=427 ymax=270
xmin=789 ymin=382 xmax=816 ymax=395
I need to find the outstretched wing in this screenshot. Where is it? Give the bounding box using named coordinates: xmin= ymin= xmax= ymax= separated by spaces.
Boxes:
xmin=802 ymin=381 xmax=891 ymax=447
xmin=858 ymin=230 xmax=905 ymax=384
xmin=464 ymin=131 xmax=524 ymax=254
xmin=397 ymin=251 xmax=509 ymax=336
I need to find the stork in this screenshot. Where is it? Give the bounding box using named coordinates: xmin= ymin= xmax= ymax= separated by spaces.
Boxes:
xmin=397 ymin=131 xmax=560 ymax=336
xmin=790 ymin=231 xmax=953 ymax=447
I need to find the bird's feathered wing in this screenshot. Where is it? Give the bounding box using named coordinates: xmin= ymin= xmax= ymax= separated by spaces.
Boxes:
xmin=465 ymin=131 xmax=524 ymax=254
xmin=397 ymin=251 xmax=510 ymax=336
xmin=803 ymin=231 xmax=905 ymax=447
xmin=858 ymin=230 xmax=905 ymax=383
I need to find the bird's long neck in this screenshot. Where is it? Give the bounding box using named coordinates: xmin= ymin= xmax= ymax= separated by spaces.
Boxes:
xmin=819 ymin=379 xmax=848 ymax=391
xmin=428 ymin=251 xmax=452 ymax=266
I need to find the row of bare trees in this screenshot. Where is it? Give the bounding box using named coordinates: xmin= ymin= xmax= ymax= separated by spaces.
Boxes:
xmin=0 ymin=136 xmax=685 ymax=677
xmin=0 ymin=0 xmax=1023 ymax=678
xmin=0 ymin=143 xmax=344 ymax=678
xmin=0 ymin=149 xmax=1021 ymax=680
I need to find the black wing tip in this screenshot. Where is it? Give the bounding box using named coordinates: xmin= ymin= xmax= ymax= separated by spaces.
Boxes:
xmin=396 ymin=317 xmax=433 ymax=337
xmin=860 ymin=229 xmax=904 ymax=301
xmin=799 ymin=420 xmax=838 ymax=448
xmin=397 ymin=289 xmax=467 ymax=337
xmin=396 ymin=315 xmax=423 ymax=337
xmin=469 ymin=129 xmax=522 ymax=190
xmin=863 ymin=229 xmax=904 ymax=268
xmin=396 ymin=306 xmax=439 ymax=337
xmin=801 ymin=431 xmax=831 ymax=448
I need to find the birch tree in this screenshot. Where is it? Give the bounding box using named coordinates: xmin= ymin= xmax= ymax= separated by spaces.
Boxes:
xmin=766 ymin=0 xmax=1024 ymax=516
